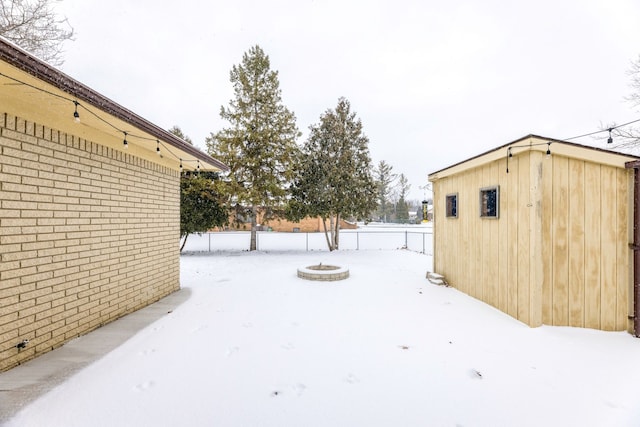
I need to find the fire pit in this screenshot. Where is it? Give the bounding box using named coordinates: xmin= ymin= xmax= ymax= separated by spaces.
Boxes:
xmin=297 ymin=263 xmax=349 ymax=281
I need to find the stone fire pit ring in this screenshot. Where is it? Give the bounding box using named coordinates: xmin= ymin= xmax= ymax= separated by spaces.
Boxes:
xmin=297 ymin=263 xmax=349 ymax=281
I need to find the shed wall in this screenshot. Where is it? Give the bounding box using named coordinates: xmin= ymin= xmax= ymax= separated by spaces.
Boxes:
xmin=0 ymin=113 xmax=181 ymax=371
xmin=543 ymin=157 xmax=631 ymax=331
xmin=432 ymin=150 xmax=631 ymax=331
xmin=433 ymin=153 xmax=539 ymax=324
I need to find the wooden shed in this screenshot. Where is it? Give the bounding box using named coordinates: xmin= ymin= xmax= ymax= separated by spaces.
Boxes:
xmin=428 ymin=135 xmax=640 ymax=334
xmin=0 ymin=38 xmax=226 ymax=371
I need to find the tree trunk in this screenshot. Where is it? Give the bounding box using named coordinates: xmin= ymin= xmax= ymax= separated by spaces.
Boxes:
xmin=180 ymin=234 xmax=189 ymax=252
xmin=334 ymin=213 xmax=340 ymax=250
xmin=250 ymin=205 xmax=257 ymax=251
xmin=322 ymin=217 xmax=332 ymax=251
xmin=328 ymin=215 xmax=336 ymax=251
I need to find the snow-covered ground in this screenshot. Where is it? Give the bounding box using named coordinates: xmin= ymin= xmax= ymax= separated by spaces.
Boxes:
xmin=6 ymin=248 xmax=640 ymax=426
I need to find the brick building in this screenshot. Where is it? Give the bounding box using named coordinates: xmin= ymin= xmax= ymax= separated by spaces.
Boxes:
xmin=227 ymin=214 xmax=357 ymax=232
xmin=0 ymin=39 xmax=226 ymax=371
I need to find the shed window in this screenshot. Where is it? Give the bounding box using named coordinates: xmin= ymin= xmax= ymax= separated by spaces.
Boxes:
xmin=446 ymin=193 xmax=458 ymax=218
xmin=479 ymin=186 xmax=499 ymax=218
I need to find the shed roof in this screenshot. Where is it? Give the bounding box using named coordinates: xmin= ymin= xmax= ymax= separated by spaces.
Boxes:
xmin=428 ymin=134 xmax=640 ymax=181
xmin=0 ymin=37 xmax=227 ymax=172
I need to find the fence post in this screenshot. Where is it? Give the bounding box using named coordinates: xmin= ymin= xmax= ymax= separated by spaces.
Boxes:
xmin=423 ymin=233 xmax=425 ymax=254
xmin=405 ymin=231 xmax=408 ymax=248
xmin=208 ymin=233 xmax=211 ymax=252
xmin=357 ymin=232 xmax=359 ymax=250
xmin=306 ymin=233 xmax=309 ymax=252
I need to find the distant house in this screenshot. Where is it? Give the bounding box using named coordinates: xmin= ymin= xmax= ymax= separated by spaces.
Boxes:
xmin=0 ymin=38 xmax=227 ymax=371
xmin=226 ymin=213 xmax=357 ymax=232
xmin=428 ymin=135 xmax=640 ymax=335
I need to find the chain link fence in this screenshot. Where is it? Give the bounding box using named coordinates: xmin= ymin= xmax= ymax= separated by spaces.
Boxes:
xmin=182 ymin=229 xmax=433 ymax=255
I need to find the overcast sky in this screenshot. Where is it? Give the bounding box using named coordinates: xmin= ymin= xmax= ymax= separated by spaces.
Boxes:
xmin=56 ymin=0 xmax=640 ymax=201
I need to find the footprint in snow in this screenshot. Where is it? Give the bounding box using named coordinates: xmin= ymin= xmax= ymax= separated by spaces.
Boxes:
xmin=133 ymin=380 xmax=155 ymax=392
xmin=344 ymin=373 xmax=360 ymax=384
xmin=225 ymin=346 xmax=240 ymax=357
xmin=281 ymin=342 xmax=295 ymax=350
xmin=469 ymin=369 xmax=483 ymax=379
xmin=190 ymin=324 xmax=208 ymax=334
xmin=292 ymin=383 xmax=306 ymax=396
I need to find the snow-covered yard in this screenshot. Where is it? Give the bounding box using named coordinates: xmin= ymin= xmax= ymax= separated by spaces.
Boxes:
xmin=6 ymin=249 xmax=640 ymax=426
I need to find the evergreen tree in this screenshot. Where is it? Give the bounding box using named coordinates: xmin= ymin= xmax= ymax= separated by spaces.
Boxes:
xmin=287 ymin=97 xmax=377 ymax=251
xmin=395 ymin=173 xmax=410 ymax=223
xmin=171 ymin=126 xmax=226 ymax=251
xmin=374 ymin=160 xmax=396 ymax=222
xmin=179 ymin=173 xmax=227 ymax=252
xmin=206 ymin=45 xmax=300 ymax=251
xmin=168 ymin=125 xmax=192 ymax=145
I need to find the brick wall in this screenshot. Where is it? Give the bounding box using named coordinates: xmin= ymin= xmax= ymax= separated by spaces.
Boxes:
xmin=0 ymin=113 xmax=180 ymax=371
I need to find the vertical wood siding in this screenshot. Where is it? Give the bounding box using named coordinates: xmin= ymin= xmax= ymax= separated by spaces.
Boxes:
xmin=432 ymin=148 xmax=631 ymax=331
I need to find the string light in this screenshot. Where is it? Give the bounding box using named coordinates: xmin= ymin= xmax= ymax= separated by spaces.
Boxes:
xmin=607 ymin=128 xmax=613 ymax=144
xmin=506 ymin=141 xmax=553 ymax=173
xmin=73 ymin=100 xmax=80 ymax=123
xmin=0 ymin=71 xmax=219 ymax=176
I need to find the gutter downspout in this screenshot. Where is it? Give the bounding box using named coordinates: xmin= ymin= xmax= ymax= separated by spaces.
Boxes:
xmin=625 ymin=161 xmax=640 ymax=337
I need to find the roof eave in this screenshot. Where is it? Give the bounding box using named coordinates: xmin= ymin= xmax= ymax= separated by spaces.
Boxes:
xmin=0 ymin=37 xmax=228 ymax=172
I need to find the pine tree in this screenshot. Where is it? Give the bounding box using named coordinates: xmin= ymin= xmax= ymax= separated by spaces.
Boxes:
xmin=287 ymin=97 xmax=377 ymax=251
xmin=374 ymin=160 xmax=396 ymax=222
xmin=206 ymin=45 xmax=300 ymax=251
xmin=168 ymin=125 xmax=192 ymax=145
xmin=395 ymin=173 xmax=411 ymax=223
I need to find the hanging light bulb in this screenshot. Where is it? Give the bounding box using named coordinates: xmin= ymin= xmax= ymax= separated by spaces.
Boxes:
xmin=156 ymin=140 xmax=161 ymax=155
xmin=123 ymin=132 xmax=128 ymax=149
xmin=179 ymin=158 xmax=183 ymax=172
xmin=508 ymin=147 xmax=513 ymax=158
xmin=546 ymin=142 xmax=551 ymax=157
xmin=73 ymin=101 xmax=80 ymax=123
xmin=196 ymin=160 xmax=200 ymax=175
xmin=607 ymin=128 xmax=613 ymax=144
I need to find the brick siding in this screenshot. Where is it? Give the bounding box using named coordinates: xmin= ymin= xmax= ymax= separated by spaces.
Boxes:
xmin=0 ymin=113 xmax=180 ymax=371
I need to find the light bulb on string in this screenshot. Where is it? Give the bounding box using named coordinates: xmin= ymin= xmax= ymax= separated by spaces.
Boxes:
xmin=123 ymin=132 xmax=128 ymax=149
xmin=73 ymin=101 xmax=80 ymax=123
xmin=156 ymin=140 xmax=161 ymax=156
xmin=607 ymin=128 xmax=613 ymax=144
xmin=179 ymin=159 xmax=183 ymax=172
xmin=546 ymin=142 xmax=551 ymax=157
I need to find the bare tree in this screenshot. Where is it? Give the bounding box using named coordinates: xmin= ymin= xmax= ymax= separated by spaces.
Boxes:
xmin=626 ymin=55 xmax=640 ymax=110
xmin=0 ymin=0 xmax=74 ymax=66
xmin=604 ymin=55 xmax=640 ymax=149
